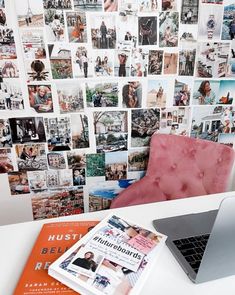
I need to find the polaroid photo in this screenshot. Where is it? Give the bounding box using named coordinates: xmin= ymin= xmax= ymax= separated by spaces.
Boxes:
xmin=73 ymin=168 xmax=86 ymax=186
xmin=56 ymin=81 xmax=84 ymax=113
xmin=105 ymin=151 xmax=127 ymax=181
xmin=93 ymin=50 xmax=114 ymax=77
xmin=27 ymin=170 xmax=47 ymax=191
xmin=130 ymin=48 xmax=148 ymax=77
xmin=178 ymin=47 xmax=196 ymax=76
xmin=114 ymin=50 xmax=131 ymax=77
xmin=104 ymin=0 xmax=118 ymax=11
xmin=218 ymin=80 xmax=235 ymax=104
xmin=147 ymin=79 xmax=168 ymax=108
xmin=179 ymin=24 xmax=198 ymax=43
xmin=148 ymin=50 xmax=164 ymax=75
xmin=0 ymin=119 xmax=12 ymax=147
xmin=159 ymin=12 xmax=179 ymax=47
xmin=72 ymin=45 xmax=93 ymax=78
xmin=227 ymin=41 xmax=235 ymax=77
xmin=0 ymin=148 xmax=13 ymax=174
xmin=0 ymin=79 xmax=24 ymax=111
xmin=173 ymin=78 xmax=192 ymax=106
xmin=138 ymin=16 xmax=157 ymax=46
xmin=0 ymin=28 xmax=16 ymax=59
xmin=163 ymin=51 xmax=178 ymax=74
xmin=221 ymin=0 xmax=235 ymax=40
xmin=74 ymin=0 xmax=102 ymax=11
xmin=117 ymin=15 xmax=137 ymax=50
xmin=192 ymin=80 xmax=220 ymax=105
xmin=8 ymin=171 xmax=30 ymax=195
xmin=43 ymin=0 xmax=73 ymax=9
xmin=24 ymin=59 xmax=52 ymax=82
xmin=28 ymin=84 xmax=53 ymax=113
xmin=138 ymin=0 xmax=159 ymax=12
xmin=162 ymin=0 xmax=177 ymax=11
xmin=67 ymin=150 xmax=86 ymax=169
xmin=15 ymin=143 xmax=48 ymax=171
xmin=66 ymin=11 xmax=87 ymax=43
xmin=44 ymin=9 xmax=66 ymax=42
xmin=180 ymin=0 xmax=199 ymax=24
xmin=71 ymin=113 xmax=90 ymax=149
xmin=86 ymin=153 xmax=105 ymax=177
xmin=47 ymin=152 xmax=67 ymax=170
xmin=121 ymin=80 xmax=142 ymax=108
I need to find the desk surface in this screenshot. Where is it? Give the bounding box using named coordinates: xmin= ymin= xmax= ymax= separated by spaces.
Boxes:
xmin=1 ymin=192 xmax=235 ymax=295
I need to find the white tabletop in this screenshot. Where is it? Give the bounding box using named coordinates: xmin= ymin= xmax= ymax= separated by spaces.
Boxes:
xmin=1 ymin=192 xmax=235 ymax=295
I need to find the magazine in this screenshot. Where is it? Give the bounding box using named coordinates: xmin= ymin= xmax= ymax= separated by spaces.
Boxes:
xmin=49 ymin=214 xmax=167 ymax=295
xmin=13 ymin=221 xmax=98 ymax=295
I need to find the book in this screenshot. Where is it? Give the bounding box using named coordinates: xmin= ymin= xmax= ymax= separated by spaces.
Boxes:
xmin=13 ymin=220 xmax=99 ymax=295
xmin=49 ymin=214 xmax=167 ymax=295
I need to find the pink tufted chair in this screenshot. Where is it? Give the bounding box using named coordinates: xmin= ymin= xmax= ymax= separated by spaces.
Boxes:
xmin=111 ymin=134 xmax=235 ymax=208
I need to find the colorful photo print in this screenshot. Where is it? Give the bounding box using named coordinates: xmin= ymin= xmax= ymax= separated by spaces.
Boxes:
xmin=104 ymin=0 xmax=118 ymax=11
xmin=89 ymin=195 xmax=112 ymax=212
xmin=128 ymin=148 xmax=149 ymax=172
xmin=192 ymin=80 xmax=220 ymax=105
xmin=221 ymin=0 xmax=235 ymax=40
xmin=0 ymin=119 xmax=12 ymax=147
xmin=15 ymin=0 xmax=44 ymax=27
xmin=173 ymin=78 xmax=192 ymax=106
xmin=138 ymin=17 xmax=157 ymax=46
xmin=90 ymin=14 xmax=116 ymax=49
xmin=196 ymin=42 xmax=230 ymax=78
xmin=163 ymin=51 xmax=178 ymax=74
xmin=159 ymin=12 xmax=179 ymax=47
xmin=74 ymin=0 xmax=102 ymax=11
xmin=86 ymin=82 xmax=118 ymax=107
xmin=160 ymin=107 xmax=190 ymax=135
xmin=114 ymin=50 xmax=130 ymax=77
xmin=94 ymin=50 xmax=114 ymax=76
xmin=15 ymin=143 xmax=47 ymax=171
xmin=48 ymin=44 xmax=73 ymax=79
xmin=131 ymin=108 xmax=160 ymax=147
xmin=218 ymin=80 xmax=235 ymax=104
xmin=86 ymin=153 xmax=105 ymax=177
xmin=73 ymin=168 xmax=86 ymax=185
xmin=218 ymin=133 xmax=235 ymax=147
xmin=191 ymin=106 xmax=235 ymax=141
xmin=72 ymin=45 xmax=93 ymax=78
xmin=9 ymin=117 xmax=46 ymax=144
xmin=0 ymin=148 xmax=13 ymax=173
xmin=43 ymin=0 xmax=73 ymax=9
xmin=8 ymin=171 xmax=30 ymax=195
xmin=28 ymin=84 xmax=53 ymax=113
xmin=148 ymin=50 xmax=164 ymax=75
xmin=46 ymin=169 xmax=73 ymax=188
xmin=44 ymin=9 xmax=65 ymax=42
xmin=117 ymin=15 xmax=137 ymax=50
xmin=71 ymin=114 xmax=89 ymax=149
xmin=121 ymin=80 xmax=142 ymax=108
xmin=47 ymin=152 xmax=66 ymax=169
xmin=198 ymin=4 xmax=223 ymax=40
xmin=27 ymin=170 xmax=47 ymax=191
xmin=131 ymin=48 xmax=148 ymax=77
xmin=0 ymin=79 xmax=23 ymax=110
xmin=67 ymin=151 xmax=86 ymax=169
xmin=21 ymin=29 xmax=46 ymax=59
xmin=66 ymin=11 xmax=87 ymax=43
xmin=178 ymin=48 xmax=196 ymax=76
xmin=0 ymin=28 xmax=16 ymax=59
xmin=162 ymin=0 xmax=177 ymax=11
xmin=44 ymin=116 xmax=72 ymax=151
xmin=105 ymin=151 xmax=127 ymax=180
xmin=94 ymin=111 xmax=128 ymax=152
xmin=0 ymin=60 xmax=19 ymax=78
xmin=25 ymin=59 xmax=51 ymax=81
xmin=181 ymin=0 xmax=199 ymax=24
xmin=31 ymin=187 xmax=84 ymax=220
xmin=147 ymin=79 xmax=167 ymax=108
xmin=56 ymin=81 xmax=84 ymax=113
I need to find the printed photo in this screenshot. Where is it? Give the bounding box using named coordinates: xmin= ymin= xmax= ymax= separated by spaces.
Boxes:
xmin=46 ymin=169 xmax=73 ymax=188
xmin=44 ymin=9 xmax=65 ymax=42
xmin=0 ymin=60 xmax=19 ymax=78
xmin=15 ymin=0 xmax=44 ymax=27
xmin=66 ymin=11 xmax=87 ymax=43
xmin=74 ymin=0 xmax=102 ymax=11
xmin=138 ymin=0 xmax=158 ymax=12
xmin=90 ymin=14 xmax=116 ymax=49
xmin=162 ymin=0 xmax=177 ymax=11
xmin=128 ymin=148 xmax=149 ymax=171
xmin=0 ymin=0 xmax=4 ymax=8
xmin=148 ymin=50 xmax=164 ymax=75
xmin=173 ymin=78 xmax=192 ymax=106
xmin=114 ymin=50 xmax=130 ymax=77
xmin=47 ymin=152 xmax=66 ymax=169
xmin=67 ymin=150 xmax=86 ymax=169
xmin=94 ymin=50 xmax=114 ymax=77
xmin=119 ymin=0 xmax=138 ymax=16
xmin=181 ymin=0 xmax=199 ymax=24
xmin=131 ymin=108 xmax=160 ymax=147
xmin=218 ymin=80 xmax=235 ymax=104
xmin=8 ymin=171 xmax=30 ymax=195
xmin=0 ymin=148 xmax=13 ymax=173
xmin=0 ymin=8 xmax=6 ymax=26
xmin=28 ymin=84 xmax=53 ymax=113
xmin=0 ymin=28 xmax=16 ymax=59
xmin=21 ymin=29 xmax=46 ymax=59
xmin=179 ymin=24 xmax=198 ymax=43
xmin=44 ymin=116 xmax=72 ymax=151
xmin=218 ymin=133 xmax=235 ymax=147
xmin=192 ymin=80 xmax=220 ymax=105
xmin=72 ymin=45 xmax=93 ymax=78
xmin=9 ymin=117 xmax=46 ymax=144
xmin=73 ymin=168 xmax=86 ymax=185
xmin=121 ymin=81 xmax=142 ymax=108
xmin=178 ymin=48 xmax=196 ymax=76
xmin=89 ymin=195 xmax=112 ymax=211
xmin=163 ymin=51 xmax=178 ymax=74
xmin=27 ymin=170 xmax=47 ymax=191
xmin=117 ymin=15 xmax=137 ymax=50
xmin=86 ymin=153 xmax=105 ymax=177
xmin=202 ymin=0 xmax=223 ymax=3
xmin=86 ymin=82 xmax=118 ymax=107
xmin=0 ymin=119 xmax=12 ymax=147
xmin=25 ymin=59 xmax=51 ymax=81
xmin=48 ymin=44 xmax=73 ymax=79
xmin=130 ymin=48 xmax=148 ymax=77
xmin=147 ymin=79 xmax=167 ymax=107
xmin=15 ymin=143 xmax=47 ymax=171
xmin=71 ymin=114 xmax=90 ymax=149
xmin=0 ymin=79 xmax=23 ymax=110
xmin=31 ymin=187 xmax=84 ymax=220
xmin=138 ymin=17 xmax=157 ymax=46
xmin=43 ymin=0 xmax=73 ymax=9
xmin=228 ymin=42 xmax=235 ymax=76
xmin=105 ymin=151 xmax=127 ymax=180
xmin=196 ymin=42 xmax=230 ymax=77
xmin=159 ymin=12 xmax=179 ymax=47
xmin=104 ymin=0 xmax=118 ymax=11
xmin=56 ymin=81 xmax=84 ymax=113
xmin=221 ymin=0 xmax=235 ymax=40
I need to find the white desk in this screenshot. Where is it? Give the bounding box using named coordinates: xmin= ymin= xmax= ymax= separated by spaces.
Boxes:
xmin=1 ymin=192 xmax=235 ymax=295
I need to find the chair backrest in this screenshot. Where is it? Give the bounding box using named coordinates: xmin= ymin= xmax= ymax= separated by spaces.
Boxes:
xmin=111 ymin=134 xmax=235 ymax=208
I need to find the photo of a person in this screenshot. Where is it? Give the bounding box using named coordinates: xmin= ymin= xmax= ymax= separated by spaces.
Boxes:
xmin=67 ymin=12 xmax=87 ymax=43
xmin=118 ymin=53 xmax=128 ymax=76
xmin=28 ymin=85 xmax=53 ymax=113
xmin=194 ymin=80 xmax=216 ymax=105
xmin=138 ymin=17 xmax=157 ymax=45
xmin=72 ymin=251 xmax=97 ymax=271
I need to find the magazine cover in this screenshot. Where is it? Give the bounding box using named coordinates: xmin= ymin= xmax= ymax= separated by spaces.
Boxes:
xmin=13 ymin=221 xmax=98 ymax=295
xmin=49 ymin=214 xmax=167 ymax=295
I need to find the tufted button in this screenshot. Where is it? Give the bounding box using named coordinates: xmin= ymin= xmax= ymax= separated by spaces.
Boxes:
xmin=190 ymin=149 xmax=196 ymax=157
xmin=217 ymin=157 xmax=222 ymax=163
xmin=199 ymin=171 xmax=204 ymax=178
xmin=181 ymin=183 xmax=188 ymax=191
xmin=154 ymin=177 xmax=160 ymax=185
xmin=171 ymin=163 xmax=177 ymax=170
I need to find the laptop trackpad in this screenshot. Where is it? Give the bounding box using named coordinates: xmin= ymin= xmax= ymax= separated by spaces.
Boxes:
xmin=153 ymin=210 xmax=218 ymax=240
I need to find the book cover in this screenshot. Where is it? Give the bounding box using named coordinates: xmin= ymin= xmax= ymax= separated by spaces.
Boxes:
xmin=13 ymin=221 xmax=99 ymax=295
xmin=49 ymin=214 xmax=167 ymax=295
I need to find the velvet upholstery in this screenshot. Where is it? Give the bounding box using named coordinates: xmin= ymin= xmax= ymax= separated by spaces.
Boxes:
xmin=111 ymin=134 xmax=235 ymax=208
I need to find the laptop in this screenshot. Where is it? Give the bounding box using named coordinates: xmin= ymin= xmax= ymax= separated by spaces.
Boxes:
xmin=152 ymin=197 xmax=235 ymax=283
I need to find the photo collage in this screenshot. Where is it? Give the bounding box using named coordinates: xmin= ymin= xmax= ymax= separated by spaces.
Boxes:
xmin=0 ymin=0 xmax=235 ymax=220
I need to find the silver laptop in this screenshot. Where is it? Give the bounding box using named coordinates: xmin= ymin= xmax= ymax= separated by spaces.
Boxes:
xmin=153 ymin=197 xmax=235 ymax=283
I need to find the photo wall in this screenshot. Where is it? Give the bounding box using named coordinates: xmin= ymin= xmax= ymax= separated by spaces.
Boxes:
xmin=0 ymin=0 xmax=235 ymax=222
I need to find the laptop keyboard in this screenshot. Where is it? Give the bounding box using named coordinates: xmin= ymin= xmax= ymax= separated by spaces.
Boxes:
xmin=173 ymin=234 xmax=210 ymax=273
